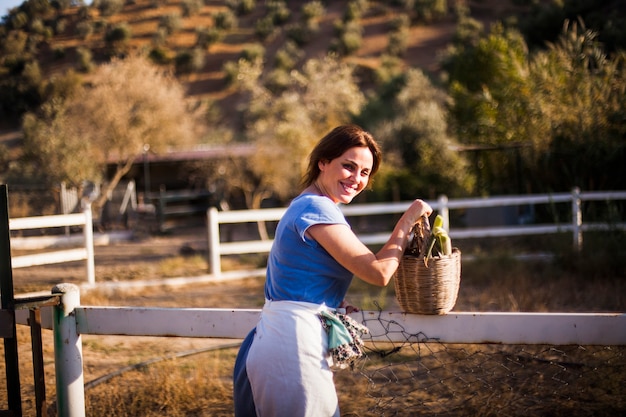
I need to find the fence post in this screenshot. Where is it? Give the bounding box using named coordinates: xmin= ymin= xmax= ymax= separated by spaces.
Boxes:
xmin=207 ymin=207 xmax=221 ymax=277
xmin=52 ymin=283 xmax=85 ymax=417
xmin=438 ymin=194 xmax=450 ymax=231
xmin=1 ymin=184 xmax=22 ymax=415
xmin=82 ymin=202 xmax=95 ymax=285
xmin=571 ymin=187 xmax=582 ymax=251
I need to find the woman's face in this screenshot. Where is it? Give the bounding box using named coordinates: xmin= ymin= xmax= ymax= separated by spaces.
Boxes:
xmin=317 ymin=146 xmax=374 ymax=204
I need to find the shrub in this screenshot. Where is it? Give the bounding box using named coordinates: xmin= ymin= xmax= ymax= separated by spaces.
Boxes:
xmin=301 ymin=1 xmax=325 ymax=21
xmin=94 ymin=0 xmax=124 ymax=17
xmin=159 ymin=13 xmax=183 ymax=35
xmin=331 ymin=20 xmax=362 ymax=56
xmin=414 ymin=0 xmax=448 ymax=23
xmin=374 ymin=54 xmax=404 ymax=85
xmin=175 ymin=48 xmax=205 ymax=74
xmin=105 ymin=23 xmax=132 ymax=43
xmin=30 ymin=19 xmax=53 ymax=39
xmin=226 ymin=0 xmax=256 ymax=15
xmin=76 ymin=47 xmax=94 ymax=73
xmin=286 ymin=21 xmax=317 ymax=46
xmin=240 ymin=43 xmax=265 ymax=63
xmin=267 ymin=0 xmax=290 ymax=25
xmin=195 ymin=26 xmax=223 ymax=49
xmin=22 ymin=61 xmax=42 ymax=86
xmin=152 ymin=26 xmax=168 ymax=46
xmin=344 ymin=1 xmax=364 ymax=21
xmin=214 ymin=10 xmax=237 ymax=30
xmin=389 ymin=14 xmax=410 ymax=31
xmin=387 ymin=27 xmax=409 ymax=57
xmin=353 ymin=0 xmax=370 ymax=13
xmin=105 ymin=23 xmax=132 ymax=55
xmin=181 ymin=0 xmax=203 ymax=17
xmin=77 ymin=5 xmax=92 ymax=21
xmin=274 ymin=40 xmax=302 ymax=70
xmin=339 ymin=30 xmax=362 ymax=55
xmin=255 ymin=16 xmax=276 ymax=41
xmin=75 ymin=20 xmax=94 ymax=39
xmin=10 ymin=12 xmax=29 ymax=30
xmin=264 ymin=68 xmax=290 ymax=94
xmin=148 ymin=46 xmax=172 ymax=65
xmin=222 ymin=60 xmax=242 ymax=86
xmin=55 ymin=17 xmax=68 ymax=34
xmin=30 ymin=17 xmax=44 ymax=33
xmin=40 ymin=70 xmax=82 ymax=105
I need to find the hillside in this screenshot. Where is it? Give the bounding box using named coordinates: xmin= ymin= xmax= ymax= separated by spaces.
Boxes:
xmin=26 ymin=0 xmax=521 ymax=120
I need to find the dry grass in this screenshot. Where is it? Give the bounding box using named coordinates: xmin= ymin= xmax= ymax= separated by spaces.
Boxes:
xmin=84 ymin=350 xmax=237 ymax=417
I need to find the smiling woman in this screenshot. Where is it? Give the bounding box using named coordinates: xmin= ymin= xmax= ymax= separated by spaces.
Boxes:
xmin=233 ymin=124 xmax=433 ymax=417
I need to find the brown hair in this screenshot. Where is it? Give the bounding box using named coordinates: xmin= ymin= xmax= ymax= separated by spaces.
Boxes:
xmin=302 ymin=124 xmax=382 ymax=188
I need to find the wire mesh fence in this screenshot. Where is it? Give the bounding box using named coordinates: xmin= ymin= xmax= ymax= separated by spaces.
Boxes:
xmin=335 ymin=312 xmax=626 ymax=416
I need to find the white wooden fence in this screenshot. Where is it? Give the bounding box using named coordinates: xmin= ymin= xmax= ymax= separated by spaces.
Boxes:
xmin=207 ymin=188 xmax=626 ymax=276
xmin=9 ymin=188 xmax=625 ymax=285
xmin=10 ymin=204 xmax=96 ymax=285
xmin=13 ymin=284 xmax=626 ymax=417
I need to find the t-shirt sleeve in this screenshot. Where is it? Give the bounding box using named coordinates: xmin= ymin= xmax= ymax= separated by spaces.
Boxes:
xmin=293 ymin=197 xmax=349 ymax=242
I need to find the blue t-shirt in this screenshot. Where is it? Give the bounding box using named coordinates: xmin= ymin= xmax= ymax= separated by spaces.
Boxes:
xmin=264 ymin=194 xmax=354 ymax=308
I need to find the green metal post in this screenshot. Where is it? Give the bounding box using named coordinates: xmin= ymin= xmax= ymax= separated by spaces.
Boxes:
xmin=52 ymin=283 xmax=85 ymax=417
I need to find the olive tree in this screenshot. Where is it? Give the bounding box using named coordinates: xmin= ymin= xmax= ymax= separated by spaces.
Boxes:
xmin=227 ymin=54 xmax=365 ymax=210
xmin=213 ymin=55 xmax=364 ymax=239
xmin=443 ymin=21 xmax=547 ymax=194
xmin=529 ymin=21 xmax=626 ymax=192
xmin=22 ymin=54 xmax=200 ymax=211
xmin=444 ymin=17 xmax=626 ymax=194
xmin=370 ymin=69 xmax=475 ymax=201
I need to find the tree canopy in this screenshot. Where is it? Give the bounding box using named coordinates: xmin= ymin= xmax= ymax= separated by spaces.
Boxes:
xmin=443 ymin=18 xmax=626 ymax=195
xmin=20 ymin=54 xmax=200 ymax=208
xmin=369 ymin=69 xmax=475 ymax=201
xmin=220 ymin=54 xmax=366 ymax=210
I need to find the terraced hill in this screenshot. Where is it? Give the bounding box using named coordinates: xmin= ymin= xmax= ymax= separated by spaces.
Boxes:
xmin=29 ymin=0 xmax=517 ymax=113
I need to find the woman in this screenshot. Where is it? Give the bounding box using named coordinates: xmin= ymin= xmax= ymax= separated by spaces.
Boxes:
xmin=233 ymin=124 xmax=432 ymax=416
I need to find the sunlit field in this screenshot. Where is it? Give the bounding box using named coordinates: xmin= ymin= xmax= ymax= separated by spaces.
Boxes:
xmin=2 ymin=231 xmax=625 ymax=416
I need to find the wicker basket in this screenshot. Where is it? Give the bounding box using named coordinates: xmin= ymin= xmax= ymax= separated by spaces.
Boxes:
xmin=393 ymin=217 xmax=461 ymax=315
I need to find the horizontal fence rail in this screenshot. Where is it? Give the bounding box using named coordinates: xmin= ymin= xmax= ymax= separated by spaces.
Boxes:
xmin=9 ymin=205 xmax=96 ymax=284
xmin=207 ymin=188 xmax=626 ymax=276
xmin=16 ymin=306 xmax=626 ymax=346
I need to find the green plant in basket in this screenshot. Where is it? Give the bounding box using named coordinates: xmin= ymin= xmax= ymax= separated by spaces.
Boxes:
xmin=424 ymin=215 xmax=452 ymax=264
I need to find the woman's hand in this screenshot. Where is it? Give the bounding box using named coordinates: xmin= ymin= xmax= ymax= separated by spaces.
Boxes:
xmin=407 ymin=199 xmax=433 ymax=226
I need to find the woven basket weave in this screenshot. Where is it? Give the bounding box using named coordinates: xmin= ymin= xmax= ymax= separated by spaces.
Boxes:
xmin=393 ymin=217 xmax=461 ymax=315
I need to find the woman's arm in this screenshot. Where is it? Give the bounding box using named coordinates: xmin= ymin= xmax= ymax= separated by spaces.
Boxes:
xmin=307 ymin=199 xmax=432 ymax=287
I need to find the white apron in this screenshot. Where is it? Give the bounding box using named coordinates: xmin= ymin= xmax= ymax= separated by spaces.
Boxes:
xmin=245 ymin=299 xmax=340 ymax=417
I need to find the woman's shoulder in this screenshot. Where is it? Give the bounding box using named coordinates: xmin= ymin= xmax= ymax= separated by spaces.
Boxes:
xmin=290 ymin=193 xmax=338 ymax=212
xmin=287 ymin=194 xmax=344 ymax=223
